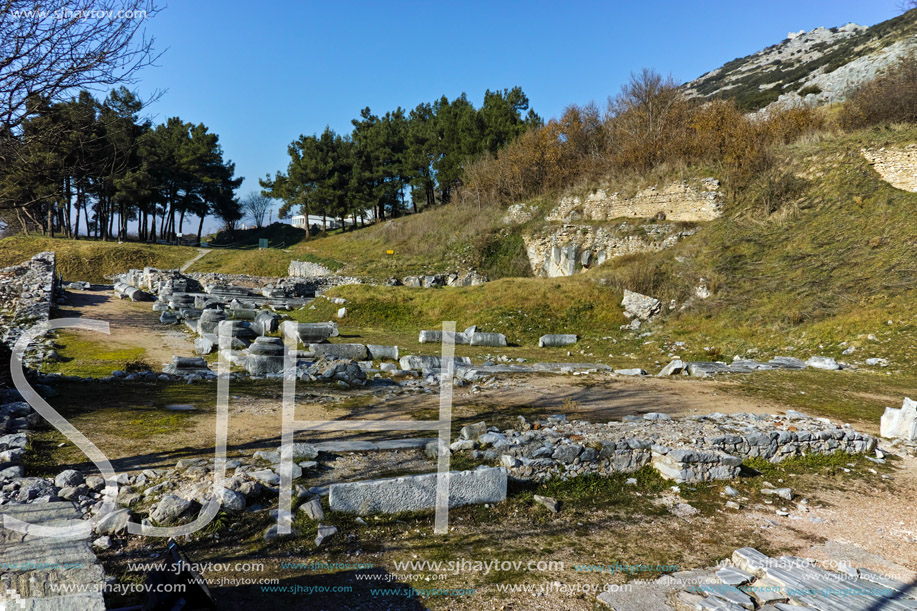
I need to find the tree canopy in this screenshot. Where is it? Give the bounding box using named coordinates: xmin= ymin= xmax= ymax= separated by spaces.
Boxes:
xmin=0 ymin=89 xmax=242 ymax=241
xmin=261 ymin=88 xmax=540 ymax=233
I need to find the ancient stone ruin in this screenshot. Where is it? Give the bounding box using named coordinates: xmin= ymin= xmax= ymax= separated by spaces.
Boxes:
xmin=451 ymin=411 xmax=875 ymax=484
xmin=0 ymin=252 xmax=58 ymax=369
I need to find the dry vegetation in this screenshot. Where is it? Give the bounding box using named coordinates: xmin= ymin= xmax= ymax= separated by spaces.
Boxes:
xmin=839 ymin=52 xmax=917 ymax=128
xmin=459 ymin=69 xmax=824 ymax=210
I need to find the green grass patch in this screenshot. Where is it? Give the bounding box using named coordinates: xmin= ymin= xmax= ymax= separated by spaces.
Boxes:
xmin=288 ymin=277 xmax=626 ymax=346
xmin=520 ymin=467 xmax=670 ymax=509
xmin=121 ymin=409 xmax=195 ymax=439
xmin=41 ymin=332 xmax=147 ymax=378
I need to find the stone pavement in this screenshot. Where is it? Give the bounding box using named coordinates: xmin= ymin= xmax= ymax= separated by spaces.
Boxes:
xmin=0 ymin=501 xmax=105 ymax=610
xmin=598 ymin=547 xmax=917 ymax=610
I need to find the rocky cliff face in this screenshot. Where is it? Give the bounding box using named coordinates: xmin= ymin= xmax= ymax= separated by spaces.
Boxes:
xmin=516 ymin=179 xmax=718 ymax=277
xmin=546 ymin=179 xmax=722 ymax=224
xmin=524 ymin=223 xmax=696 ymax=278
xmin=684 ymin=10 xmax=917 ymax=112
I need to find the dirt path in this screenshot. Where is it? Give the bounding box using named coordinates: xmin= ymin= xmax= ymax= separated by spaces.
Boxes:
xmin=180 ymin=248 xmax=210 ymax=272
xmin=750 ymin=452 xmax=917 ymax=582
xmin=55 ymin=289 xmax=195 ymax=367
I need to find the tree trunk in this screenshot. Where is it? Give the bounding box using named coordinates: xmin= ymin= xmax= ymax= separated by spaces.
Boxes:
xmin=23 ymin=206 xmax=44 ymax=235
xmin=159 ymin=199 xmax=170 ymax=238
xmin=64 ymin=176 xmax=72 ymax=237
xmin=16 ymin=208 xmax=28 ymax=235
xmin=107 ymin=197 xmax=115 ymax=240
xmin=196 ymin=214 xmax=205 ymax=244
xmin=75 ymin=184 xmax=83 ymax=238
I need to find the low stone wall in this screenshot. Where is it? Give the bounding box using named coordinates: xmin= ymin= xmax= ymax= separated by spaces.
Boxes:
xmin=288 ymin=260 xmax=333 ymax=277
xmin=862 ymin=145 xmax=917 ymax=193
xmin=458 ymin=411 xmax=877 ymax=484
xmin=396 ymin=271 xmax=487 ymax=288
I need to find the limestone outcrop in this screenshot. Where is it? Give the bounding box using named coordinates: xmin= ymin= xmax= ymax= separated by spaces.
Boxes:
xmin=862 ymin=145 xmax=917 ymax=192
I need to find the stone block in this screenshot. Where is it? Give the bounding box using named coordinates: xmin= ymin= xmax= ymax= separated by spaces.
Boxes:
xmin=329 ymin=467 xmax=507 ymax=515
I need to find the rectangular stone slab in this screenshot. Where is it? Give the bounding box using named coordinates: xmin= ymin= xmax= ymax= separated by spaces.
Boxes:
xmin=309 ymin=343 xmax=368 ymax=360
xmin=329 ymin=467 xmax=507 ymax=515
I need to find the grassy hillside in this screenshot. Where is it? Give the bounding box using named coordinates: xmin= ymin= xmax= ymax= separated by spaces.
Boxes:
xmin=292 ymin=124 xmax=917 ymax=427
xmin=189 ymin=202 xmax=531 ymax=280
xmin=592 ymin=125 xmax=917 ymax=345
xmin=0 ymin=236 xmax=198 ymax=283
xmin=337 ymin=125 xmax=917 ymax=370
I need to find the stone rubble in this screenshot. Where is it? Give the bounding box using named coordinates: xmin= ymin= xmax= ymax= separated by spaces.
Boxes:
xmin=0 ymin=252 xmax=58 ymax=369
xmin=396 ymin=270 xmax=487 ymax=288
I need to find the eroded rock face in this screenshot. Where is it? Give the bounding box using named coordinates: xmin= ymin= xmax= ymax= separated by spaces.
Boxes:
xmin=524 ymin=223 xmax=697 ymax=278
xmin=546 ymin=179 xmax=722 ymax=224
xmin=862 ymin=145 xmax=917 ymax=193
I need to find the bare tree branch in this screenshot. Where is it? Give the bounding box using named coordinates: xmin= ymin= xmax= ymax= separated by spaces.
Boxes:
xmin=0 ymin=0 xmax=161 ymax=132
xmin=241 ymin=193 xmax=273 ymax=229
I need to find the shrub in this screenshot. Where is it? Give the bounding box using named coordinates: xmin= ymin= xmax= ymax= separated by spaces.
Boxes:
xmin=458 ymin=69 xmax=824 ymax=212
xmin=839 ymin=54 xmax=917 ymax=128
xmin=798 ymin=84 xmax=822 ymax=96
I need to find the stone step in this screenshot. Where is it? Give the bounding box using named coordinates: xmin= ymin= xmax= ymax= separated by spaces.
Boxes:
xmin=5 ymin=592 xmax=106 ymax=611
xmin=3 ymin=566 xmax=106 ymax=597
xmin=1 ymin=538 xmax=98 ymax=568
xmin=0 ymin=502 xmax=105 ymax=610
xmin=313 ymin=438 xmax=435 ymax=453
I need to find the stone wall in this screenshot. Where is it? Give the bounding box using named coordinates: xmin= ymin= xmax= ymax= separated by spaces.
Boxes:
xmin=862 ymin=145 xmax=917 ymax=192
xmin=458 ymin=411 xmax=876 ymax=484
xmin=117 ymin=268 xmax=360 ymax=300
xmin=545 ymin=179 xmax=722 ymax=224
xmin=524 ymin=222 xmax=697 ymax=277
xmin=0 ymin=252 xmax=57 ymax=368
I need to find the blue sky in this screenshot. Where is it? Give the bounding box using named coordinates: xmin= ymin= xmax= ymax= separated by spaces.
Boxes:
xmin=135 ymin=0 xmax=903 ymax=230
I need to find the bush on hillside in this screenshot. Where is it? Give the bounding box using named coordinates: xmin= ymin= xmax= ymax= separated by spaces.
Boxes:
xmin=839 ymin=54 xmax=917 ymax=128
xmin=458 ymin=69 xmax=823 ymax=210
